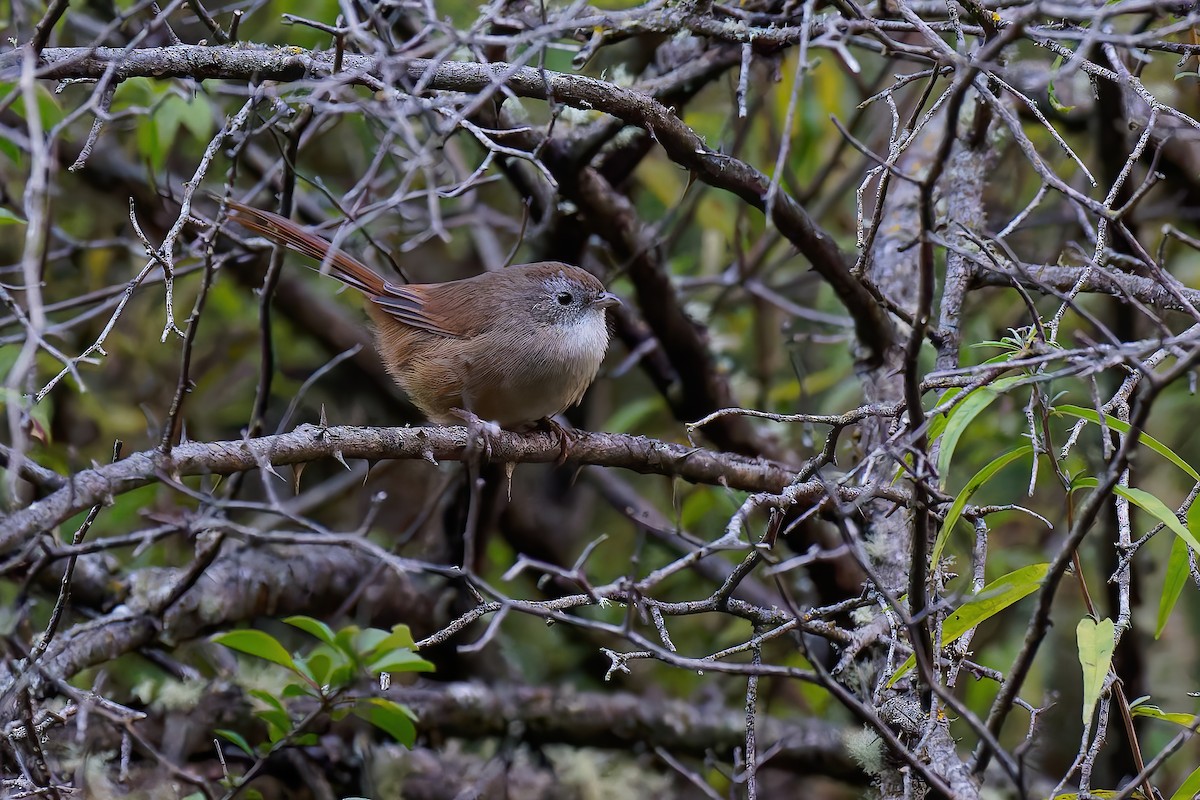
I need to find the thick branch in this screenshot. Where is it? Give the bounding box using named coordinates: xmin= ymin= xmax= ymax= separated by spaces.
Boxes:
xmin=3 ymin=543 xmax=438 ymax=705
xmin=972 ymin=261 xmax=1200 ymax=312
xmin=13 ymin=44 xmax=892 ymax=363
xmin=0 ymin=425 xmax=908 ymax=544
xmin=393 ymin=682 xmax=865 ymax=780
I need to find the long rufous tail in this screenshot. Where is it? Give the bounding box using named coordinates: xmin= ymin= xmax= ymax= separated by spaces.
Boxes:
xmin=226 ymin=199 xmax=387 ymax=297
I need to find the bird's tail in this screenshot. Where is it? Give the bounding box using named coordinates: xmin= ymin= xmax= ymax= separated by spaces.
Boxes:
xmin=226 ymin=199 xmax=388 ymax=297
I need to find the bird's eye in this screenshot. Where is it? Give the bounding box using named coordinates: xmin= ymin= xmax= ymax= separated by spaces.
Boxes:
xmin=556 ymin=291 xmax=573 ymax=306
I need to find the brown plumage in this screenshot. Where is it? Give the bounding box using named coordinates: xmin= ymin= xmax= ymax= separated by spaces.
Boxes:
xmin=227 ymin=200 xmax=619 ymax=426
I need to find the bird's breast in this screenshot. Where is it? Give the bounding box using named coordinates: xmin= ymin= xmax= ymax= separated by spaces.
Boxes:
xmin=466 ymin=314 xmax=610 ymax=424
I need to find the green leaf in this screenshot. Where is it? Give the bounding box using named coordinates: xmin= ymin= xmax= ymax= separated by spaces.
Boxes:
xmin=215 ymin=728 xmax=255 ymax=757
xmin=178 ymin=92 xmax=214 ymax=141
xmin=212 ymin=630 xmax=296 ymax=672
xmin=0 ymin=80 xmax=64 ymax=132
xmin=255 ymin=708 xmax=291 ymax=744
xmin=0 ymin=208 xmax=25 ymax=225
xmin=1053 ymin=405 xmax=1200 ymax=482
xmin=367 ymin=649 xmax=436 ymax=675
xmin=1130 ymin=703 xmax=1197 ymax=728
xmin=1077 ymin=616 xmax=1115 ymax=726
xmin=285 ymin=616 xmax=338 ymax=646
xmin=889 ymin=563 xmax=1048 ymax=685
xmin=604 ymin=395 xmax=660 ymax=435
xmin=372 ymin=624 xmax=418 ymax=654
xmin=0 ymin=136 xmax=16 ymax=163
xmin=1156 ymin=533 xmax=1190 ymax=639
xmin=149 ymin=94 xmax=189 ymax=172
xmin=303 ymin=651 xmax=333 ymax=686
xmin=248 ymin=690 xmax=286 ymax=713
xmin=354 ymin=698 xmax=417 ymax=746
xmin=1171 ymin=765 xmax=1200 ymax=800
xmin=135 ymin=114 xmax=159 ymax=172
xmin=334 ymin=625 xmax=363 ymax=657
xmin=328 ymin=663 xmax=355 ymax=688
xmin=354 ymin=627 xmax=391 ymax=657
xmin=248 ymin=691 xmax=292 ymax=742
xmin=1112 ymin=485 xmax=1200 ymax=554
xmin=932 ymin=445 xmax=1032 ymax=566
xmin=935 ymin=377 xmax=1025 ymax=487
xmin=292 ymin=657 xmax=318 ymax=685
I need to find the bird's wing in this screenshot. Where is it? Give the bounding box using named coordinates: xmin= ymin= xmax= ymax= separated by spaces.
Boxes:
xmin=370 ymin=283 xmax=466 ymax=339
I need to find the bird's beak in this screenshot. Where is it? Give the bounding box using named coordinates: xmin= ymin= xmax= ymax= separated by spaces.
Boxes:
xmin=595 ymin=292 xmax=621 ymax=309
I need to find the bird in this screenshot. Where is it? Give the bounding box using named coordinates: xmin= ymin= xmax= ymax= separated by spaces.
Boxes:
xmin=225 ymin=200 xmax=620 ymax=431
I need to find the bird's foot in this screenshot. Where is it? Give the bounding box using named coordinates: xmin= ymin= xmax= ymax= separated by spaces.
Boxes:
xmin=451 ymin=408 xmax=502 ymax=462
xmin=537 ymin=416 xmax=575 ymax=466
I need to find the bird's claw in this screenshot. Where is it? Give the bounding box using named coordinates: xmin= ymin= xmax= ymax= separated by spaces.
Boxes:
xmin=539 ymin=417 xmax=574 ymax=465
xmin=451 ymin=407 xmax=502 ymax=462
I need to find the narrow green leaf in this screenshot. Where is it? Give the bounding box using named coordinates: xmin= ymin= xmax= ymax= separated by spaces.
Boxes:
xmin=1130 ymin=703 xmax=1197 ymax=728
xmin=1054 ymin=405 xmax=1200 ymax=482
xmin=932 ymin=445 xmax=1032 ymax=566
xmin=1048 ymin=54 xmax=1076 ymax=112
xmin=1171 ymin=765 xmax=1200 ymax=800
xmin=1080 ymin=479 xmax=1200 ymax=623
xmin=941 ymin=563 xmax=1049 ymax=640
xmin=1156 ymin=534 xmax=1190 ymax=639
xmin=888 ymin=563 xmax=1048 ymax=685
xmin=212 ymin=630 xmax=296 ymax=672
xmin=1077 ymin=616 xmax=1115 ymax=726
xmin=1112 ymin=485 xmax=1200 ymax=554
xmin=285 ymin=616 xmax=337 ymax=646
xmin=935 ymin=377 xmax=1025 ymax=487
xmin=925 ymin=386 xmax=964 ymax=444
